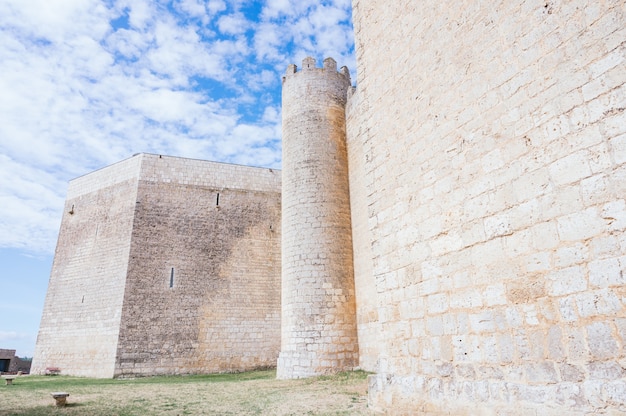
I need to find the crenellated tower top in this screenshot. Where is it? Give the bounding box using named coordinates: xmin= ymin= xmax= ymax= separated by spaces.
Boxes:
xmin=283 ymin=56 xmax=351 ymax=84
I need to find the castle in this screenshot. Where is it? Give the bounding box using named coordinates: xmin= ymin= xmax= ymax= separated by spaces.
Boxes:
xmin=33 ymin=0 xmax=626 ymax=414
xmin=32 ymin=156 xmax=282 ymax=378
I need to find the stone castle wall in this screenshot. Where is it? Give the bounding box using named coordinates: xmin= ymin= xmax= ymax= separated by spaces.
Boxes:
xmin=32 ymin=1 xmax=625 ymax=412
xmin=32 ymin=157 xmax=141 ymax=377
xmin=33 ymin=154 xmax=282 ymax=377
xmin=346 ymin=86 xmax=380 ymax=372
xmin=349 ymin=0 xmax=626 ymax=414
xmin=116 ymin=154 xmax=281 ymax=376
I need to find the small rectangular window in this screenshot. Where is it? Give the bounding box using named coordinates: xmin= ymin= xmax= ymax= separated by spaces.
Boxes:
xmin=170 ymin=268 xmax=174 ymax=288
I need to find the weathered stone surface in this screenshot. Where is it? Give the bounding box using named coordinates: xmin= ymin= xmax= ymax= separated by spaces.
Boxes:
xmin=32 ymin=154 xmax=281 ymax=377
xmin=277 ymin=57 xmax=359 ymax=378
xmin=349 ymin=0 xmax=626 ymax=414
xmin=32 ymin=0 xmax=626 ymax=414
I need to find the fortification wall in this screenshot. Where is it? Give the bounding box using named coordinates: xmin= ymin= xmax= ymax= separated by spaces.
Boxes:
xmin=32 ymin=157 xmax=141 ymax=377
xmin=115 ymin=154 xmax=281 ymax=376
xmin=350 ymin=0 xmax=626 ymax=413
xmin=346 ymin=87 xmax=380 ymax=372
xmin=34 ymin=154 xmax=282 ymax=377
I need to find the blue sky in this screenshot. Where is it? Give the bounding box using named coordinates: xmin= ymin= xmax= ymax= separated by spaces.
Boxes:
xmin=0 ymin=0 xmax=355 ymax=357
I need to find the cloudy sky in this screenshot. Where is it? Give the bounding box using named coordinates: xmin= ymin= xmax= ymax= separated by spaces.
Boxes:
xmin=0 ymin=0 xmax=355 ymax=357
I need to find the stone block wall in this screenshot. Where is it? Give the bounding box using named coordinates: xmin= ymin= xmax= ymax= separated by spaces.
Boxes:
xmin=32 ymin=157 xmax=141 ymax=377
xmin=278 ymin=58 xmax=359 ymax=378
xmin=346 ymin=86 xmax=380 ymax=372
xmin=115 ymin=154 xmax=281 ymax=376
xmin=33 ymin=154 xmax=282 ymax=378
xmin=349 ymin=0 xmax=626 ymax=413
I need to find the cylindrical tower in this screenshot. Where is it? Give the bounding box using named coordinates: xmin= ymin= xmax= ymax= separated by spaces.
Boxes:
xmin=277 ymin=56 xmax=358 ymax=378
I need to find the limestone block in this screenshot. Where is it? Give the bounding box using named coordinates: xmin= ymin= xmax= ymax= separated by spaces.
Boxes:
xmin=588 ymin=258 xmax=623 ymax=288
xmin=610 ymin=133 xmax=626 ymax=164
xmin=555 ymin=243 xmax=589 ymax=268
xmin=586 ymin=322 xmax=619 ymax=359
xmin=546 ymin=266 xmax=587 ymax=296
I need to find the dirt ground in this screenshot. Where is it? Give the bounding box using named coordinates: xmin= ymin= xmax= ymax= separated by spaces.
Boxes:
xmin=0 ymin=370 xmax=375 ymax=415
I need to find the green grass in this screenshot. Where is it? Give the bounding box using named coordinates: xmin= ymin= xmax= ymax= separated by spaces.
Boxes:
xmin=308 ymin=370 xmax=371 ymax=383
xmin=12 ymin=370 xmax=275 ymax=389
xmin=0 ymin=370 xmax=371 ymax=415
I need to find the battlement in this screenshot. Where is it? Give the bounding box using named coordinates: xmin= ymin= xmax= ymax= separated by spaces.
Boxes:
xmin=283 ymin=57 xmax=350 ymax=84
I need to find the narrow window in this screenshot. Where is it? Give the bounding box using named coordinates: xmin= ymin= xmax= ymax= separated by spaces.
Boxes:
xmin=216 ymin=193 xmax=220 ymax=206
xmin=170 ymin=268 xmax=174 ymax=288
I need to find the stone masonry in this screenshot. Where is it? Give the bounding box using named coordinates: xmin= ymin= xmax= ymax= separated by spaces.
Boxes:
xmin=32 ymin=154 xmax=281 ymax=377
xmin=348 ymin=0 xmax=626 ymax=414
xmin=277 ymin=57 xmax=359 ymax=378
xmin=33 ymin=0 xmax=626 ymax=413
xmin=32 ymin=156 xmax=140 ymax=377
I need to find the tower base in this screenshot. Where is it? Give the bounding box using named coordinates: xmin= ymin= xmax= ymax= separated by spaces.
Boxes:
xmin=276 ymin=350 xmax=358 ymax=379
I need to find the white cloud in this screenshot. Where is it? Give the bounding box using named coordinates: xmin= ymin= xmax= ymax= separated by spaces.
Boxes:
xmin=0 ymin=0 xmax=354 ymax=256
xmin=0 ymin=330 xmax=36 ymax=357
xmin=0 ymin=331 xmax=31 ymax=341
xmin=246 ymin=69 xmax=279 ymax=91
xmin=125 ymin=0 xmax=155 ymax=30
xmin=261 ymin=0 xmax=320 ymax=20
xmin=207 ymin=0 xmax=227 ymax=16
xmin=0 ymin=0 xmax=111 ymax=42
xmin=217 ymin=13 xmax=249 ymax=36
xmin=254 ymin=1 xmax=355 ymax=72
xmin=210 ymin=37 xmax=250 ymax=67
xmin=262 ymin=106 xmax=281 ymax=124
xmin=106 ymin=28 xmax=152 ymax=59
xmin=174 ymin=0 xmax=207 ymax=19
xmin=260 ymin=0 xmax=288 ymax=19
xmin=0 ymin=155 xmax=65 ymax=253
xmin=253 ymin=22 xmax=284 ymax=61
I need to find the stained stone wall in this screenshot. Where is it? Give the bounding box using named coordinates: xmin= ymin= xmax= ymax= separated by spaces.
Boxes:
xmin=115 ymin=154 xmax=281 ymax=376
xmin=349 ymin=0 xmax=626 ymax=414
xmin=33 ymin=154 xmax=281 ymax=378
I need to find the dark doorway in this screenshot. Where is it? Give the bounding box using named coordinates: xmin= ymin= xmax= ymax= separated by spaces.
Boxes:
xmin=0 ymin=359 xmax=10 ymax=372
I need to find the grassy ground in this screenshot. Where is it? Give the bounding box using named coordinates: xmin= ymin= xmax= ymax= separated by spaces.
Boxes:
xmin=0 ymin=370 xmax=373 ymax=415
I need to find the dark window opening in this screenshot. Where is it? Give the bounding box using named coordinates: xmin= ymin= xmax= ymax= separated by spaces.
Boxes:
xmin=170 ymin=268 xmax=174 ymax=288
xmin=216 ymin=193 xmax=220 ymax=206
